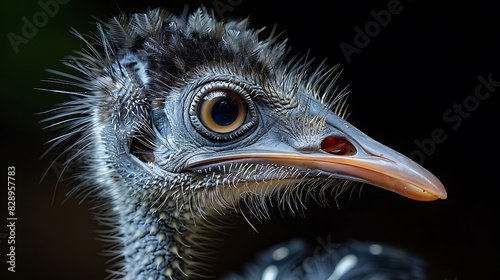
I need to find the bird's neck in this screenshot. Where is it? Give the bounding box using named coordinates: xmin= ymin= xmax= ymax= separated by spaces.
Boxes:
xmin=115 ymin=191 xmax=222 ymax=279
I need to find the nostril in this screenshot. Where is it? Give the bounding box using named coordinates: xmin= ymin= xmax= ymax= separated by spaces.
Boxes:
xmin=320 ymin=136 xmax=357 ymax=156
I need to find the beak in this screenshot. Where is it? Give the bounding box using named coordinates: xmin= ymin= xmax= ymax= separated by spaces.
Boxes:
xmin=187 ymin=107 xmax=447 ymax=201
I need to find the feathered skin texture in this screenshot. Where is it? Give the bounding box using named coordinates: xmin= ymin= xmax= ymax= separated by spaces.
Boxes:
xmin=44 ymin=7 xmax=443 ymax=280
xmin=222 ymin=239 xmax=425 ymax=280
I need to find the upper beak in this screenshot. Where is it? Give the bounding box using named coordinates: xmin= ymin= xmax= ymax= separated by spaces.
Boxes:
xmin=187 ymin=107 xmax=447 ymax=201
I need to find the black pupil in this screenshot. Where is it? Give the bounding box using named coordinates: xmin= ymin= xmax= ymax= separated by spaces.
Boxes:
xmin=211 ymin=97 xmax=238 ymax=126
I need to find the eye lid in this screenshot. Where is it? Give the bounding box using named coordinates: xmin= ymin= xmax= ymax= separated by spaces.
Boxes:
xmin=202 ymin=89 xmax=231 ymax=102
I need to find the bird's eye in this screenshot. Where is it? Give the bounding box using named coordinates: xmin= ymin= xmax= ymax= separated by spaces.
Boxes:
xmin=198 ymin=89 xmax=246 ymax=134
xmin=189 ymin=81 xmax=257 ymax=141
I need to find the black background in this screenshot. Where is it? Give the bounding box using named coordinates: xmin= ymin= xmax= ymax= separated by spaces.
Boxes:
xmin=1 ymin=0 xmax=498 ymax=279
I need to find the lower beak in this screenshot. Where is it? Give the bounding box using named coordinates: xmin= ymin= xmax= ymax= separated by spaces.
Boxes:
xmin=187 ymin=147 xmax=446 ymax=201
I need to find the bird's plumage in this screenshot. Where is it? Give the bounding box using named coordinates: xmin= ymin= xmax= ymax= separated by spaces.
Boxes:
xmin=44 ymin=7 xmax=446 ymax=279
xmin=222 ymin=239 xmax=426 ymax=280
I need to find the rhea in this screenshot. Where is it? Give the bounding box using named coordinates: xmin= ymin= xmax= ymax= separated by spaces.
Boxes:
xmin=45 ymin=7 xmax=447 ymax=280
